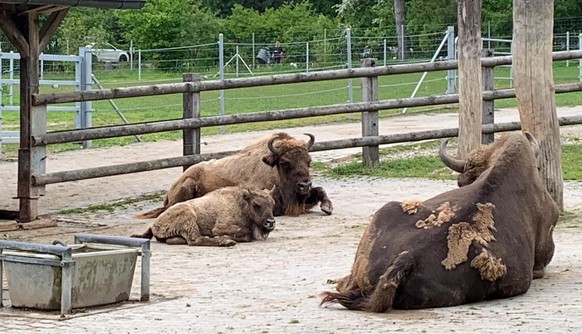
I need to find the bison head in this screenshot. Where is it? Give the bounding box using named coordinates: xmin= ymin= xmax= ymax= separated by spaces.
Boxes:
xmin=439 ymin=133 xmax=540 ymax=187
xmin=243 ymin=188 xmax=276 ymax=241
xmin=262 ymin=133 xmax=314 ymax=197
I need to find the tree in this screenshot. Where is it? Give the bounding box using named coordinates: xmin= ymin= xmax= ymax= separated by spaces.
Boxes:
xmin=512 ymin=0 xmax=564 ymax=210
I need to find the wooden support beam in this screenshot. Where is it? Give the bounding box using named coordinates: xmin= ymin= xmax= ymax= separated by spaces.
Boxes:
xmin=39 ymin=7 xmax=69 ymax=50
xmin=0 ymin=11 xmax=30 ymax=56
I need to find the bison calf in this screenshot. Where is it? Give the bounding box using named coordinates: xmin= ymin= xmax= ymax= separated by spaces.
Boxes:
xmin=131 ymin=187 xmax=276 ymax=247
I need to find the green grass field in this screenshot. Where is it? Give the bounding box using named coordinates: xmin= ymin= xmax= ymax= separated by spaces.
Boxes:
xmin=1 ymin=61 xmax=581 ymax=156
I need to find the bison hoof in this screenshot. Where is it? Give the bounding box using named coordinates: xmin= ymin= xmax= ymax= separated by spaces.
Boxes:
xmin=221 ymin=239 xmax=237 ymax=247
xmin=321 ymin=202 xmax=333 ymax=215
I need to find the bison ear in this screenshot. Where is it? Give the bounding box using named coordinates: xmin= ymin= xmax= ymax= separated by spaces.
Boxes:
xmin=243 ymin=188 xmax=255 ymax=202
xmin=262 ymin=154 xmax=277 ymax=167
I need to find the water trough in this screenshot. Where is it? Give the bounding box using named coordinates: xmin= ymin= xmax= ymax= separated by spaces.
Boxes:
xmin=0 ymin=233 xmax=151 ymax=315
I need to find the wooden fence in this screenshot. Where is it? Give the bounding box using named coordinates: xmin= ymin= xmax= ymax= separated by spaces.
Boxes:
xmin=18 ymin=50 xmax=582 ymax=219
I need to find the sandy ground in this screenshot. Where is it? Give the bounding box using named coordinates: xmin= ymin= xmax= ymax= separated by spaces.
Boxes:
xmin=1 ymin=108 xmax=582 ymax=333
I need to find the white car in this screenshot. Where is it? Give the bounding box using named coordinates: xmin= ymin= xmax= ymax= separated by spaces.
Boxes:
xmin=87 ymin=43 xmax=130 ymax=63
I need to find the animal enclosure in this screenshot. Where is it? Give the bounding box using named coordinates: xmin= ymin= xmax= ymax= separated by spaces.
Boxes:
xmin=13 ymin=50 xmax=582 ymax=219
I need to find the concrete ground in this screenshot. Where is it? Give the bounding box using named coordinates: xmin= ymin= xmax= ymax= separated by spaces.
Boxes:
xmin=1 ymin=108 xmax=582 ymax=333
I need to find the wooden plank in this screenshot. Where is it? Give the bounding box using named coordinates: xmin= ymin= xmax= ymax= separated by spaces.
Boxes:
xmin=16 ymin=12 xmax=40 ymax=222
xmin=31 ymin=81 xmax=582 ymax=146
xmin=39 ymin=7 xmax=69 ymax=50
xmin=513 ymin=0 xmax=563 ymax=210
xmin=481 ymin=49 xmax=495 ymax=144
xmin=182 ymin=73 xmax=201 ymax=171
xmin=457 ymin=0 xmax=483 ymax=158
xmin=0 ymin=11 xmax=30 ymax=57
xmin=360 ymin=58 xmax=379 ymax=167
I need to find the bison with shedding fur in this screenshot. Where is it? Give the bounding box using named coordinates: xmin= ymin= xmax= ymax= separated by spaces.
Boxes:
xmin=321 ymin=132 xmax=559 ymax=313
xmin=137 ymin=132 xmax=332 ymax=219
xmin=131 ymin=187 xmax=276 ymax=247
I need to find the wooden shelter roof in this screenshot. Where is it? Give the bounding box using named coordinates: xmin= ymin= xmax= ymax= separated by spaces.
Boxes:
xmin=0 ymin=0 xmax=145 ymax=12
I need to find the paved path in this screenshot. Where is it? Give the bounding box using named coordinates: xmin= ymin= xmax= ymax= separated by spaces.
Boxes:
xmin=1 ymin=107 xmax=582 ymax=214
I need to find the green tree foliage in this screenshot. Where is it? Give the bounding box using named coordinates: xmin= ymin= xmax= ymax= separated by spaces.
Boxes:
xmin=201 ymin=0 xmax=341 ymax=18
xmin=114 ymin=0 xmax=224 ymax=70
xmin=224 ymin=2 xmax=338 ymax=63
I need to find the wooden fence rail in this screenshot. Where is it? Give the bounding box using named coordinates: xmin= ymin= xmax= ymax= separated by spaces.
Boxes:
xmin=15 ymin=50 xmax=582 ymax=221
xmin=31 ymin=114 xmax=582 ymax=186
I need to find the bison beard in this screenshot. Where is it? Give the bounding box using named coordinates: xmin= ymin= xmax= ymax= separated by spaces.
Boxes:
xmin=320 ymin=132 xmax=559 ymax=313
xmin=136 ymin=132 xmax=333 ymax=219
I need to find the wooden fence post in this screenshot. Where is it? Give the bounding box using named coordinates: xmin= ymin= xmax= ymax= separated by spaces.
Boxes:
xmin=361 ymin=58 xmax=379 ymax=167
xmin=182 ymin=73 xmax=201 ymax=171
xmin=482 ymin=49 xmax=495 ymax=144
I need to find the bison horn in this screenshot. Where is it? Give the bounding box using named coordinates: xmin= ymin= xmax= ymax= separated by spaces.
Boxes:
xmin=439 ymin=138 xmax=466 ymax=173
xmin=524 ymin=132 xmax=540 ymax=158
xmin=267 ymin=136 xmax=281 ymax=155
xmin=304 ymin=133 xmax=315 ymax=149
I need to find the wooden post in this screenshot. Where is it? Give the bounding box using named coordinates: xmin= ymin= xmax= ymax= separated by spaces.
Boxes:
xmin=361 ymin=58 xmax=379 ymax=167
xmin=481 ymin=49 xmax=495 ymax=144
xmin=182 ymin=73 xmax=201 ymax=171
xmin=513 ymin=0 xmax=563 ymax=210
xmin=16 ymin=13 xmax=40 ymax=222
xmin=457 ymin=0 xmax=483 ymax=158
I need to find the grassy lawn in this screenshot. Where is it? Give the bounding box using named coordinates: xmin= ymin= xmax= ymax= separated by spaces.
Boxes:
xmin=325 ymin=139 xmax=582 ymax=181
xmin=1 ymin=61 xmax=581 ymax=157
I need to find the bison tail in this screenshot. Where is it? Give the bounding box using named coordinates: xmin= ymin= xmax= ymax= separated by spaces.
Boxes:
xmin=320 ymin=250 xmax=413 ymax=313
xmin=135 ymin=207 xmax=167 ymax=219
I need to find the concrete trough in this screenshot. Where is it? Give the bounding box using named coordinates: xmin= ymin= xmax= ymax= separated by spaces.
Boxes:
xmin=0 ymin=234 xmax=151 ymax=315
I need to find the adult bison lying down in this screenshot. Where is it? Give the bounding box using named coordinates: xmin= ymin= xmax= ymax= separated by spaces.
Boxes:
xmin=131 ymin=187 xmax=276 ymax=247
xmin=137 ymin=132 xmax=332 ymax=219
xmin=321 ymin=132 xmax=559 ymax=312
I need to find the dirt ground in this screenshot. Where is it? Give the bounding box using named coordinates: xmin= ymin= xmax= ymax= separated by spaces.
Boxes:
xmin=1 ymin=108 xmax=582 ymax=333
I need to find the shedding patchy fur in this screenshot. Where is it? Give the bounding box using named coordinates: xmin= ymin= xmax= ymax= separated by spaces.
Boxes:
xmin=441 ymin=202 xmax=498 ymax=270
xmin=401 ymin=200 xmax=422 ymax=215
xmin=441 ymin=222 xmax=475 ymax=269
xmin=415 ymin=201 xmax=457 ymax=229
xmin=471 ymin=249 xmax=507 ymax=281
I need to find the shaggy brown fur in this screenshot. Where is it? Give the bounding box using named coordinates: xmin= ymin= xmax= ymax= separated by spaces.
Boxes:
xmin=415 ymin=201 xmax=457 ymax=229
xmin=401 ymin=200 xmax=422 ymax=215
xmin=441 ymin=202 xmax=497 ymax=270
xmin=320 ymin=132 xmax=559 ymax=313
xmin=471 ymin=249 xmax=507 ymax=281
xmin=131 ymin=187 xmax=276 ymax=247
xmin=136 ymin=132 xmax=333 ymax=219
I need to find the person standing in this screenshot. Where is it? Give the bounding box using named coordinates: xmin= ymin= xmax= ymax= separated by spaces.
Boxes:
xmin=272 ymin=41 xmax=284 ymax=64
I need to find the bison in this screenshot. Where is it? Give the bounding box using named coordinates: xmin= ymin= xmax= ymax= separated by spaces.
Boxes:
xmin=320 ymin=132 xmax=559 ymax=312
xmin=131 ymin=186 xmax=276 ymax=247
xmin=137 ymin=132 xmax=333 ymax=219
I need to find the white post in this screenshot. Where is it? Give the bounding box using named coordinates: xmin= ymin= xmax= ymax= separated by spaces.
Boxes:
xmin=383 ymin=39 xmax=387 ymax=66
xmin=579 ymin=34 xmax=582 ymax=82
xmin=138 ymin=50 xmax=142 ymax=81
xmin=236 ymin=45 xmax=240 ymax=77
xmin=40 ymin=53 xmax=44 ymax=80
xmin=219 ymin=33 xmax=225 ymax=134
xmin=447 ymin=26 xmax=456 ymax=94
xmin=346 ymin=28 xmax=353 ymax=103
xmin=130 ymin=40 xmax=134 ymax=71
xmin=306 ymin=42 xmax=310 ymax=72
xmin=566 ymin=31 xmax=570 ymax=67
xmin=324 ymin=28 xmax=327 ymax=66
xmin=400 ymin=24 xmax=405 ymax=60
xmin=252 ymin=33 xmax=255 ymax=69
xmin=9 ymin=52 xmax=14 ymax=104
